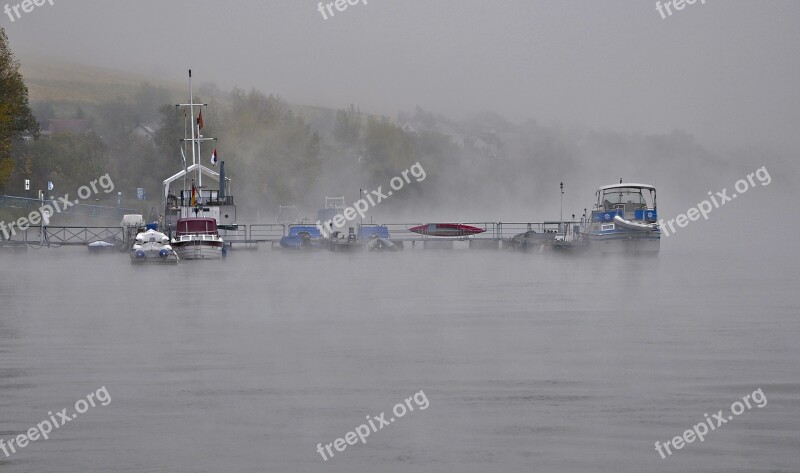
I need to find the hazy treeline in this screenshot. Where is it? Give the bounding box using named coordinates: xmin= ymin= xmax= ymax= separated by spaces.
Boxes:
xmin=8 ymin=81 xmax=797 ymax=226
xmin=2 ymin=39 xmax=795 ymax=225
xmin=5 ymin=79 xmax=463 ymax=222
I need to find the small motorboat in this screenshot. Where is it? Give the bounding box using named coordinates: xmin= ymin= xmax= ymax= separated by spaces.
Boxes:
xmin=360 ymin=225 xmax=401 ymax=251
xmin=87 ymin=240 xmax=116 ymax=252
xmin=366 ymin=236 xmax=400 ymax=251
xmin=279 ymin=225 xmax=322 ymax=250
xmin=551 ymin=234 xmax=589 ymax=253
xmin=131 ymin=229 xmax=179 ymax=264
xmin=408 ymin=223 xmax=485 ymax=237
xmin=508 ymin=230 xmax=555 ymax=252
xmin=324 ymin=231 xmax=363 ymax=252
xmin=171 ymin=217 xmax=224 ymax=260
xmin=582 ymin=183 xmax=661 ymax=255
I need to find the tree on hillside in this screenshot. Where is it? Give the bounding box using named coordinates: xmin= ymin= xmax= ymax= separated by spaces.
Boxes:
xmin=24 ymin=132 xmax=110 ymax=191
xmin=224 ymin=89 xmax=321 ymax=206
xmin=95 ymin=99 xmax=136 ymax=143
xmin=333 ymin=104 xmax=361 ymax=149
xmin=363 ymin=116 xmax=417 ymax=181
xmin=31 ymin=102 xmax=54 ymax=124
xmin=0 ymin=28 xmax=38 ymax=189
xmin=132 ymin=83 xmax=172 ymax=123
xmin=110 ymin=133 xmax=166 ymax=201
xmin=155 ymin=104 xmax=185 ymax=153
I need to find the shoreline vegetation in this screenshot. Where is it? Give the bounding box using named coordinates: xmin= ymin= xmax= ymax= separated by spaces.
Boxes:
xmin=2 ymin=40 xmax=795 ymax=229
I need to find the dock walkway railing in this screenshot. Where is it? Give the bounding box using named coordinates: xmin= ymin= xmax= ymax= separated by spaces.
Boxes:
xmin=1 ymin=195 xmax=138 ymax=221
xmin=10 ymin=226 xmax=124 ymax=246
xmin=6 ymin=221 xmax=584 ymax=247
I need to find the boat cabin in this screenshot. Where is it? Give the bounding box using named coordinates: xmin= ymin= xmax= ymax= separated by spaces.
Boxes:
xmin=175 ymin=218 xmax=219 ymax=236
xmin=591 ymin=184 xmax=657 ymax=224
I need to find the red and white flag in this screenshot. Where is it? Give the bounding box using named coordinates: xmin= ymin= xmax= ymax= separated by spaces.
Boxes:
xmin=210 ymin=148 xmax=218 ymax=166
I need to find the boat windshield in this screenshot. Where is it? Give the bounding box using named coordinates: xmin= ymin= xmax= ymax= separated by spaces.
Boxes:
xmin=176 ymin=219 xmax=218 ymax=235
xmin=597 ymin=187 xmax=655 ymax=212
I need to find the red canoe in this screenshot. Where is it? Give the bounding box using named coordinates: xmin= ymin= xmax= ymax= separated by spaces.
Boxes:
xmin=408 ymin=223 xmax=486 ymax=237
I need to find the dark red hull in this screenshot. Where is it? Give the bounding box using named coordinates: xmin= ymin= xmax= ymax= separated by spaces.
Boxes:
xmin=408 ymin=223 xmax=485 ymax=237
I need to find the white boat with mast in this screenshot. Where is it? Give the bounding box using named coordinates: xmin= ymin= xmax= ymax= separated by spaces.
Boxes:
xmin=162 ymin=70 xmax=235 ymax=260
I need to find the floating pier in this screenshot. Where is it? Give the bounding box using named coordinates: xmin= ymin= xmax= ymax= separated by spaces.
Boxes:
xmin=6 ymin=221 xmax=582 ymax=250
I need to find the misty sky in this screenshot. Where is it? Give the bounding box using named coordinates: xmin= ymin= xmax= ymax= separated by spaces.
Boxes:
xmin=3 ymin=0 xmax=799 ymax=157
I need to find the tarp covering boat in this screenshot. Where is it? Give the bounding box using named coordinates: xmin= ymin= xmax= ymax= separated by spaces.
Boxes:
xmin=612 ymin=215 xmax=658 ymax=232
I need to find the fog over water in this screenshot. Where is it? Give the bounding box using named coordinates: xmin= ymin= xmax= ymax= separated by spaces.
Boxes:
xmin=2 ymin=1 xmax=799 ymax=472
xmin=1 ymin=247 xmax=798 ymax=472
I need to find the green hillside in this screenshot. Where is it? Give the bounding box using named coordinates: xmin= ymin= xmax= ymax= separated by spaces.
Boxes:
xmin=20 ymin=57 xmax=184 ymax=105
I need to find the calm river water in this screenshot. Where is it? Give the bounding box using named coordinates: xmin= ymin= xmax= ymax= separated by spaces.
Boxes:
xmin=1 ymin=244 xmax=798 ymax=472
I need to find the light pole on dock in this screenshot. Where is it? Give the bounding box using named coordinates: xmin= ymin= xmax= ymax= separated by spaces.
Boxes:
xmin=560 ymin=182 xmax=564 ymax=232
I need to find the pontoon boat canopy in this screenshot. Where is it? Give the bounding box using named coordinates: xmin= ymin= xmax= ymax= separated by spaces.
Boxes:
xmin=596 ymin=183 xmax=655 ymax=192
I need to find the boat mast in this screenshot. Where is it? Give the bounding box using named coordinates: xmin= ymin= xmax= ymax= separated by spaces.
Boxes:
xmin=182 ymin=110 xmax=188 ymax=195
xmin=190 ymin=70 xmax=199 ymax=188
xmin=177 ymin=69 xmax=216 ymax=205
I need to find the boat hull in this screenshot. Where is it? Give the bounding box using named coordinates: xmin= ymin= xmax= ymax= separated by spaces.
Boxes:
xmin=509 ymin=230 xmax=555 ymax=252
xmin=585 ymin=230 xmax=660 ymax=255
xmin=88 ymin=241 xmax=117 ymax=252
xmin=279 ymin=236 xmax=320 ymax=250
xmin=130 ymin=249 xmax=179 ymax=264
xmin=367 ymin=237 xmax=401 ymax=252
xmin=172 ymin=240 xmax=224 ymax=259
xmin=325 ymin=238 xmax=363 ymax=252
xmin=408 ymin=223 xmax=485 ymax=237
xmin=130 ymin=246 xmax=179 ymax=264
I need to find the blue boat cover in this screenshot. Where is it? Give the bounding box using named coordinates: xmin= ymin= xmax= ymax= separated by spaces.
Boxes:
xmin=591 ymin=210 xmax=622 ymax=223
xmin=287 ymin=225 xmax=321 ymax=238
xmin=635 ymin=208 xmax=658 ymax=222
xmin=358 ymin=225 xmax=390 ymax=239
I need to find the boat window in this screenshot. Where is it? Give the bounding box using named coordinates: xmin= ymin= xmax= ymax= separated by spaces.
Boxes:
xmin=599 ymin=187 xmax=655 ymax=210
